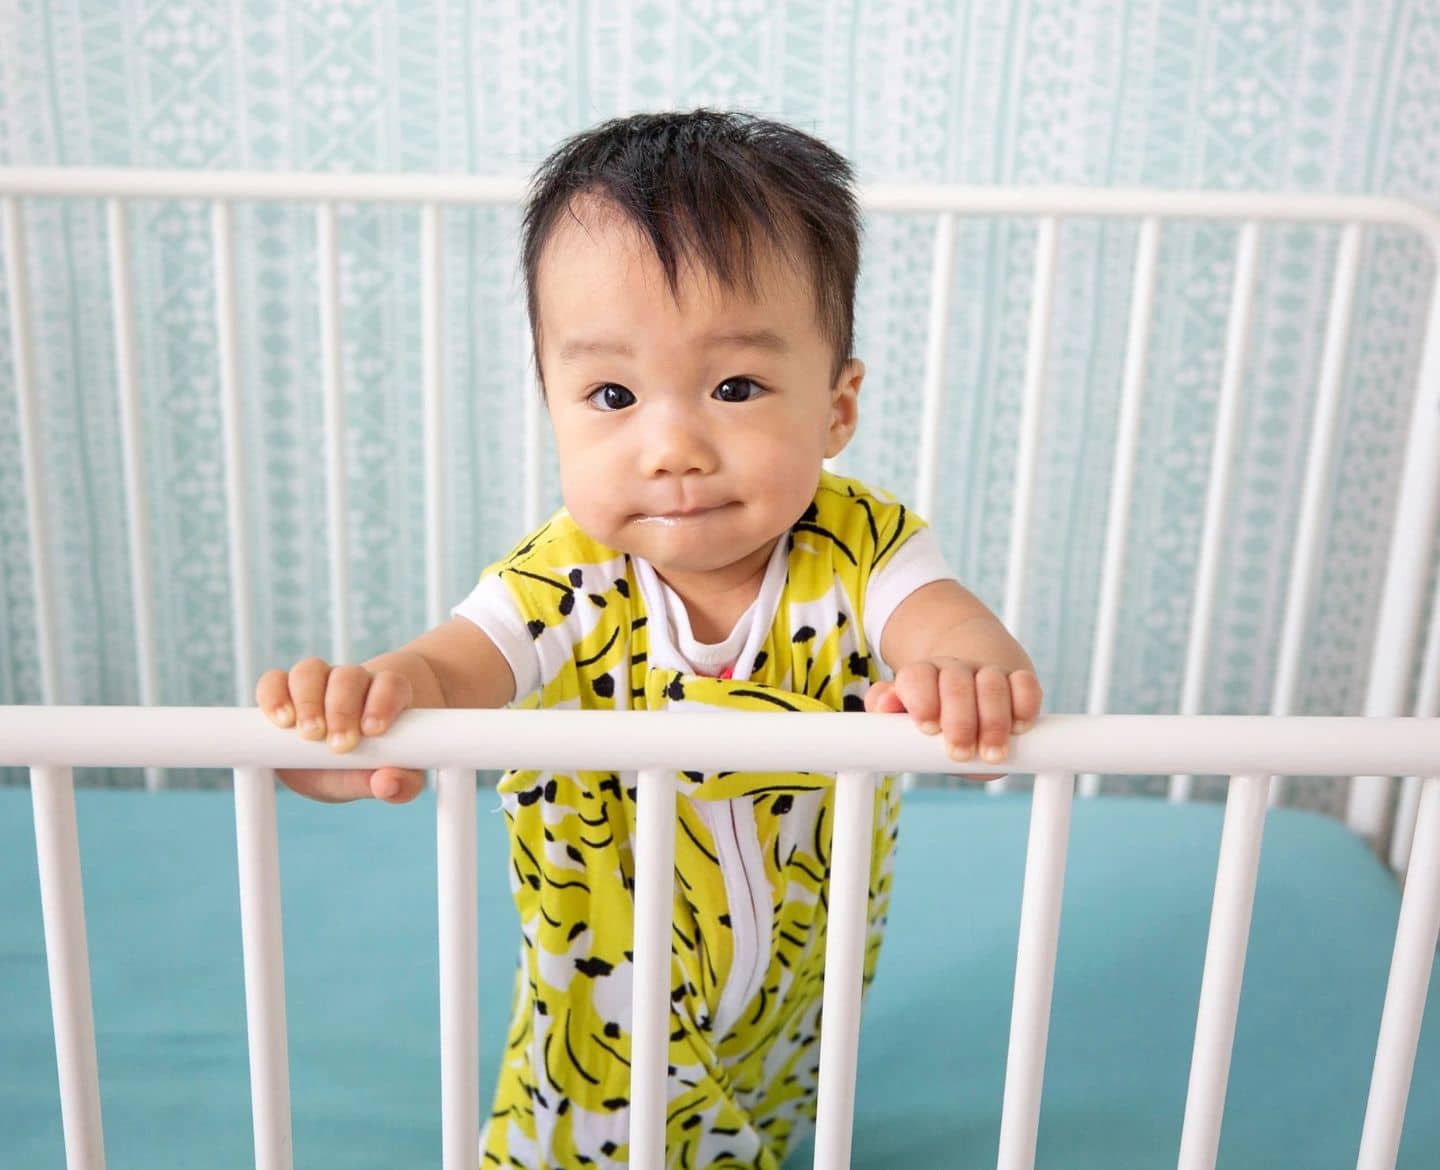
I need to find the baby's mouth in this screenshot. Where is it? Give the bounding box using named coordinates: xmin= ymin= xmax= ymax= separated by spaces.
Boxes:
xmin=635 ymin=503 xmax=734 ymax=525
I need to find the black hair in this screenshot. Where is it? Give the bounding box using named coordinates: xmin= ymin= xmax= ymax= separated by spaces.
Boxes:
xmin=521 ymin=108 xmax=861 ymax=388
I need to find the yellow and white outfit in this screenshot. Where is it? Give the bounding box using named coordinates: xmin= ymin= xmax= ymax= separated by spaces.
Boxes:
xmin=452 ymin=472 xmax=949 ymax=1169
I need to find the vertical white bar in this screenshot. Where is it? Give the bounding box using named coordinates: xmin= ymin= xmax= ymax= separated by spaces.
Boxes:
xmin=107 ymin=198 xmax=163 ymax=791
xmin=1268 ymin=225 xmax=1362 ymax=808
xmin=811 ymin=771 xmax=877 ymax=1170
xmin=316 ymin=203 xmax=350 ymax=665
xmin=1003 ymin=216 xmax=1060 ymax=635
xmin=1391 ymin=582 xmax=1438 ymax=872
xmin=436 ymin=767 xmax=479 ymax=1170
xmin=421 ymin=203 xmax=447 ymax=629
xmin=1356 ymin=775 xmax=1440 ymax=1170
xmin=914 ymin=212 xmax=957 ymax=521
xmin=233 ymin=766 xmax=293 ymax=1170
xmin=1079 ymin=218 xmax=1159 ymax=799
xmin=3 ymin=196 xmax=61 ymax=704
xmin=629 ymin=767 xmax=677 ymax=1170
xmin=995 ymin=771 xmax=1074 ymax=1170
xmin=523 ymin=354 xmax=544 ymax=532
xmin=904 ymin=212 xmax=959 ymax=794
xmin=1348 ymin=258 xmax=1440 ymax=842
xmin=1175 ymin=772 xmax=1268 ymax=1170
xmin=993 ymin=219 xmax=1059 ymax=798
xmin=1170 ymin=224 xmax=1260 ymax=804
xmin=31 ymin=765 xmax=106 ymax=1170
xmin=212 ymin=202 xmax=255 ymax=705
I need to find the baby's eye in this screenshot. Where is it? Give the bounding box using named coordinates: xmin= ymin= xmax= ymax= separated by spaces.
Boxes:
xmin=587 ymin=384 xmax=636 ymax=411
xmin=713 ymin=377 xmax=763 ymax=403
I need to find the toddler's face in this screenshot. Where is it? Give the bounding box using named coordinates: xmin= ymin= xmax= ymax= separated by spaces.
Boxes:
xmin=534 ymin=199 xmax=862 ymax=602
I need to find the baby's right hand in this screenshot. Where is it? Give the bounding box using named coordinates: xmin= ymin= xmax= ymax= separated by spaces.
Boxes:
xmin=255 ymin=657 xmax=425 ymax=804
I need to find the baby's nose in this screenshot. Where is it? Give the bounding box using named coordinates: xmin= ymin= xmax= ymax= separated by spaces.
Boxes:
xmin=643 ymin=409 xmax=718 ymax=476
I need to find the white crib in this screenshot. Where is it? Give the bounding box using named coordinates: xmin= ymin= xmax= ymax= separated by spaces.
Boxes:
xmin=1 ymin=171 xmax=1438 ymax=1170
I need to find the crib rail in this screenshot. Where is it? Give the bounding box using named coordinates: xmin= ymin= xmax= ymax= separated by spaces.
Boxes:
xmin=2 ymin=171 xmax=1439 ymax=855
xmin=6 ymin=707 xmax=1439 ymax=1170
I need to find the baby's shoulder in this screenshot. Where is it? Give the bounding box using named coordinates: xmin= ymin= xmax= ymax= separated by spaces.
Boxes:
xmin=813 ymin=470 xmax=908 ymax=514
xmin=807 ymin=471 xmax=924 ymax=568
xmin=488 ymin=510 xmax=623 ymax=575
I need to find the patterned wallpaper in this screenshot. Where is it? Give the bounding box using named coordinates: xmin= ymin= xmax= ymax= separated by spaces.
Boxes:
xmin=0 ymin=1 xmax=1436 ymax=800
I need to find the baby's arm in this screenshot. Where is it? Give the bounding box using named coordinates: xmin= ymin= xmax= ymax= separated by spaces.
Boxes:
xmin=255 ymin=616 xmax=516 ymax=804
xmin=866 ymin=580 xmax=1042 ymax=774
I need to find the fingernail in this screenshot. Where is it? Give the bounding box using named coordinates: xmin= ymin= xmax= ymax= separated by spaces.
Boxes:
xmin=948 ymin=743 xmax=973 ymax=762
xmin=301 ymin=717 xmax=323 ymax=736
xmin=982 ymin=745 xmax=1006 ymax=764
xmin=375 ymin=775 xmax=400 ymax=800
xmin=918 ymin=721 xmax=940 ymax=735
xmin=1012 ymin=720 xmax=1030 ymax=734
xmin=362 ymin=717 xmax=382 ymax=735
xmin=274 ymin=705 xmax=294 ymax=727
xmin=329 ymin=731 xmax=356 ymax=753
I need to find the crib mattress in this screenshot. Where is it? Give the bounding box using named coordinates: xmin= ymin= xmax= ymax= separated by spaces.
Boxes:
xmin=2 ymin=786 xmax=1437 ymax=1169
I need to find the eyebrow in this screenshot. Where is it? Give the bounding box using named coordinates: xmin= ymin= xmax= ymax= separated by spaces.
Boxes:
xmin=557 ymin=328 xmax=792 ymax=364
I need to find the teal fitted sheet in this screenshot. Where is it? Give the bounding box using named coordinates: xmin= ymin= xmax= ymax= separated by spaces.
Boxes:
xmin=2 ymin=787 xmax=1436 ymax=1168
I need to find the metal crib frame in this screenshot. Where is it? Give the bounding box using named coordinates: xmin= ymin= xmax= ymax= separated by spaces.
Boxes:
xmin=2 ymin=172 xmax=1439 ymax=1170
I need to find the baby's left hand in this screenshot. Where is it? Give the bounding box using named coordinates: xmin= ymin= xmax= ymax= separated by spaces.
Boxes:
xmin=863 ymin=658 xmax=1042 ymax=769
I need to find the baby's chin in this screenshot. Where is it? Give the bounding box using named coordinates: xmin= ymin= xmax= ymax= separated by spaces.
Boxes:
xmin=614 ymin=523 xmax=783 ymax=581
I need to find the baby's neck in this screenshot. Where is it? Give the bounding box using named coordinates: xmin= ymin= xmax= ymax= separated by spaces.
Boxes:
xmin=653 ymin=541 xmax=778 ymax=643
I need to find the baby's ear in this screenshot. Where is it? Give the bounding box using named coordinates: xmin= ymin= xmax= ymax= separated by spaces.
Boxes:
xmin=825 ymin=358 xmax=864 ymax=457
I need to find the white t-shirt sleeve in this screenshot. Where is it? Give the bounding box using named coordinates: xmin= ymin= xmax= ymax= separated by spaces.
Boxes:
xmin=862 ymin=525 xmax=957 ymax=665
xmin=450 ymin=575 xmax=542 ymax=701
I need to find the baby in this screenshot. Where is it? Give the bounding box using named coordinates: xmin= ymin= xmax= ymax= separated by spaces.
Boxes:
xmin=258 ymin=109 xmax=1041 ymax=1169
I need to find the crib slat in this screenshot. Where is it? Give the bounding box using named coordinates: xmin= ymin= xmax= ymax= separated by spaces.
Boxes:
xmin=1388 ymin=552 xmax=1440 ymax=874
xmin=1079 ymin=217 xmax=1160 ymax=799
xmin=1268 ymin=224 xmax=1362 ymax=807
xmin=1356 ymin=775 xmax=1440 ymax=1170
xmin=629 ymin=768 xmax=677 ymax=1169
xmin=902 ymin=212 xmax=960 ymax=796
xmin=212 ymin=203 xmax=256 ymax=706
xmin=1002 ymin=215 xmax=1059 ymax=640
xmin=421 ymin=202 xmax=447 ymax=629
xmin=995 ymin=770 xmax=1074 ymax=1170
xmin=31 ymin=765 xmax=107 ymax=1170
xmin=233 ymin=766 xmax=293 ymax=1170
xmin=1175 ymin=772 xmax=1268 ymax=1170
xmin=1170 ymin=224 xmax=1260 ymax=804
xmin=436 ymin=767 xmax=479 ymax=1170
xmin=316 ymin=203 xmax=351 ymax=665
xmin=106 ymin=198 xmax=162 ymax=791
xmin=992 ymin=218 xmax=1059 ymax=798
xmin=915 ymin=212 xmax=957 ymax=522
xmin=811 ymin=771 xmax=878 ymax=1170
xmin=3 ymin=196 xmax=61 ymax=704
xmin=1346 ymin=261 xmax=1440 ymax=843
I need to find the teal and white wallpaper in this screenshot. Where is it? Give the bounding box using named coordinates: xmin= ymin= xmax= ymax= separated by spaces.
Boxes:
xmin=0 ymin=1 xmax=1436 ymax=799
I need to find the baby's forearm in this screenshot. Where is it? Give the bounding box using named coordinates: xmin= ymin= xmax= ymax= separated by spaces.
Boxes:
xmin=363 ymin=646 xmax=451 ymax=708
xmin=926 ymin=614 xmax=1034 ymax=675
xmin=364 ymin=617 xmax=518 ymax=711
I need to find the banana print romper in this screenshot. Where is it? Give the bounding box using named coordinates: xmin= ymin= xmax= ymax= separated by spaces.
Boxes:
xmin=473 ymin=471 xmax=928 ymax=1169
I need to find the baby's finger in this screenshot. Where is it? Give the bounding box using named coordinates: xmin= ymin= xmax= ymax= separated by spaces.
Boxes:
xmin=370 ymin=767 xmax=426 ymax=805
xmin=275 ymin=766 xmax=384 ymax=804
xmin=1009 ymin=669 xmax=1044 ymax=732
xmin=324 ymin=665 xmax=372 ymax=754
xmin=288 ymin=658 xmax=332 ymax=740
xmin=862 ymin=680 xmax=905 ymax=714
xmin=975 ymin=666 xmax=1013 ymax=763
xmin=892 ymin=662 xmax=942 ymax=733
xmin=256 ymin=669 xmax=295 ymax=727
xmin=937 ymin=664 xmax=978 ymax=760
xmin=360 ymin=670 xmax=415 ymax=736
